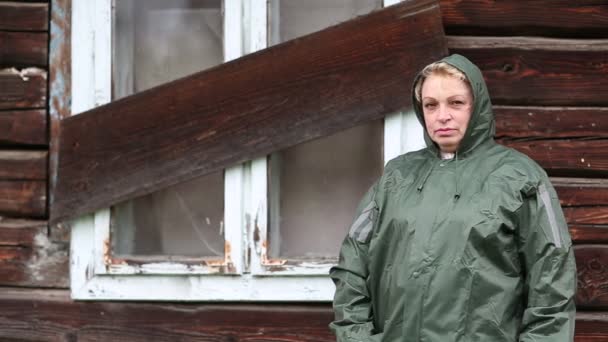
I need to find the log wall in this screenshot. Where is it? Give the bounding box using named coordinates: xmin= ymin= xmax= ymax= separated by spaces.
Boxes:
xmin=442 ymin=2 xmax=608 ymax=340
xmin=0 ymin=0 xmax=68 ymax=291
xmin=0 ymin=0 xmax=607 ymax=341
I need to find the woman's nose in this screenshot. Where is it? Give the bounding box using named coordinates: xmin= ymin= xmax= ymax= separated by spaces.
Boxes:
xmin=437 ymin=104 xmax=451 ymax=122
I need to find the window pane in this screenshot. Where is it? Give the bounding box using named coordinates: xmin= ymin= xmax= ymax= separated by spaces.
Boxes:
xmin=269 ymin=123 xmax=384 ymax=259
xmin=269 ymin=0 xmax=382 ymax=45
xmin=268 ymin=0 xmax=383 ymax=260
xmin=111 ymin=0 xmax=224 ymax=257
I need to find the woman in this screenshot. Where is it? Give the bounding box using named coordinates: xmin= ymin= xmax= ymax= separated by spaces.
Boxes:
xmin=330 ymin=54 xmax=576 ymax=341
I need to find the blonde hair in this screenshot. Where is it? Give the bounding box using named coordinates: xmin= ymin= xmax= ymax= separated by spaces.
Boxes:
xmin=414 ymin=61 xmax=470 ymax=102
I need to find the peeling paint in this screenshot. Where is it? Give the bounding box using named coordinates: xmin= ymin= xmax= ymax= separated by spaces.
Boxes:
xmin=49 ymin=0 xmax=72 ymax=121
xmin=27 ymin=231 xmax=69 ymax=285
xmin=102 ymin=237 xmax=111 ymax=267
xmin=49 ymin=0 xmax=72 ymax=217
xmin=245 ymin=212 xmax=252 ymax=271
xmin=0 ymin=67 xmax=47 ymax=81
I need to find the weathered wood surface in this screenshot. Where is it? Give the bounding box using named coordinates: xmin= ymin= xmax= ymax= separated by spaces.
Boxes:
xmin=48 ymin=0 xmax=71 ymax=240
xmin=0 ymin=181 xmax=46 ymax=217
xmin=553 ymin=178 xmax=608 ymax=207
xmin=494 ymin=106 xmax=607 ymax=139
xmin=440 ymin=0 xmax=608 ymax=38
xmin=0 ymin=68 xmax=47 ymax=109
xmin=571 ymin=226 xmax=608 ymax=245
xmin=576 ymin=312 xmax=608 ymax=342
xmin=553 ymin=178 xmax=608 ymax=245
xmin=0 ymin=31 xmax=48 ymax=67
xmin=51 ymin=0 xmax=448 ymax=222
xmin=0 ymin=2 xmax=48 ymax=31
xmin=0 ymin=219 xmax=68 ymax=287
xmin=494 ymin=107 xmax=607 ymax=176
xmin=576 ymin=245 xmax=608 ymax=309
xmin=502 ymin=140 xmax=608 ymax=177
xmin=0 ymin=150 xmax=47 ymax=180
xmin=0 ymin=218 xmax=46 ymax=246
xmin=0 ymin=109 xmax=47 ymax=145
xmin=0 ymin=288 xmax=604 ymax=340
xmin=564 ymin=207 xmax=608 ymax=226
xmin=448 ymin=37 xmax=608 ymax=106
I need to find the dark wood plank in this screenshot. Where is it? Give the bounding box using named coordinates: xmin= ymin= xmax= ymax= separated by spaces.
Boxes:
xmin=440 ymin=0 xmax=608 ymax=38
xmin=51 ymin=0 xmax=448 ymax=222
xmin=503 ymin=139 xmax=608 ymax=177
xmin=495 ymin=106 xmax=608 ymax=139
xmin=0 ymin=109 xmax=47 ymax=145
xmin=448 ymin=37 xmax=608 ymax=106
xmin=0 ymin=289 xmax=335 ymax=341
xmin=0 ymin=68 xmax=47 ymax=109
xmin=0 ymin=31 xmax=48 ymax=67
xmin=0 ymin=224 xmax=68 ymax=287
xmin=0 ymin=2 xmax=48 ymax=31
xmin=0 ymin=218 xmax=46 ymax=246
xmin=570 ymin=225 xmax=608 ymax=244
xmin=0 ymin=219 xmax=66 ymax=289
xmin=0 ymin=288 xmax=603 ymax=340
xmin=0 ymin=180 xmax=46 ymax=217
xmin=576 ymin=245 xmax=608 ymax=309
xmin=564 ymin=207 xmax=608 ymax=226
xmin=0 ymin=150 xmax=47 ymax=180
xmin=576 ymin=312 xmax=608 ymax=341
xmin=553 ymin=178 xmax=608 ymax=207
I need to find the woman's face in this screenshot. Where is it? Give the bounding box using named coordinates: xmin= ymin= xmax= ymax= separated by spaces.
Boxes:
xmin=421 ymin=74 xmax=473 ymax=153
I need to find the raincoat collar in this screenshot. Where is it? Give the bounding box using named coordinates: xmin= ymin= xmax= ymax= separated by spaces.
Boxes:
xmin=412 ymin=54 xmax=496 ymax=160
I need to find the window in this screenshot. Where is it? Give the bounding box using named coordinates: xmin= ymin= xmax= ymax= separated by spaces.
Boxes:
xmin=111 ymin=0 xmax=225 ymax=264
xmin=262 ymin=0 xmax=384 ymax=274
xmin=69 ymin=0 xmax=426 ymax=300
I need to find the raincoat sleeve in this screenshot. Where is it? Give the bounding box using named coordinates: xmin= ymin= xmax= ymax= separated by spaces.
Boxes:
xmin=329 ymin=183 xmax=383 ymax=342
xmin=518 ymin=179 xmax=577 ymax=341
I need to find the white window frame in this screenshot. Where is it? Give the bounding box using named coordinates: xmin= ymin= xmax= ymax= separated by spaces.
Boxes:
xmin=69 ymin=0 xmax=424 ymax=301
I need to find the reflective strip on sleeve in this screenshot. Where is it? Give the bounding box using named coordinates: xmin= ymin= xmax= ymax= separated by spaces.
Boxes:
xmin=348 ymin=200 xmax=376 ymax=242
xmin=538 ymin=183 xmax=562 ymax=248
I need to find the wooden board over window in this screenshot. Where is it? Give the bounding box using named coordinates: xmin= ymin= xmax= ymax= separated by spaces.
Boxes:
xmin=50 ymin=0 xmax=448 ymax=223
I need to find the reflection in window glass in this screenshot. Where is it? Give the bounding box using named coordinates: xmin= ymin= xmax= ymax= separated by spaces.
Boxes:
xmin=111 ymin=0 xmax=224 ymax=257
xmin=268 ymin=0 xmax=382 ymax=45
xmin=267 ymin=0 xmax=383 ymax=260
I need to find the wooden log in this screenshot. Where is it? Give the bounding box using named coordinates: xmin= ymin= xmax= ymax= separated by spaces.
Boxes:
xmin=0 ymin=68 xmax=47 ymax=109
xmin=0 ymin=219 xmax=67 ymax=287
xmin=553 ymin=178 xmax=608 ymax=207
xmin=570 ymin=225 xmax=608 ymax=245
xmin=564 ymin=208 xmax=608 ymax=226
xmin=502 ymin=139 xmax=608 ymax=177
xmin=0 ymin=2 xmax=48 ymax=31
xmin=0 ymin=288 xmax=604 ymax=340
xmin=50 ymin=0 xmax=448 ymax=222
xmin=576 ymin=245 xmax=608 ymax=309
xmin=0 ymin=218 xmax=46 ymax=246
xmin=494 ymin=106 xmax=608 ymax=139
xmin=440 ymin=0 xmax=608 ymax=38
xmin=576 ymin=312 xmax=608 ymax=342
xmin=0 ymin=31 xmax=48 ymax=67
xmin=0 ymin=109 xmax=47 ymax=145
xmin=0 ymin=181 xmax=46 ymax=217
xmin=448 ymin=37 xmax=608 ymax=106
xmin=0 ymin=150 xmax=47 ymax=180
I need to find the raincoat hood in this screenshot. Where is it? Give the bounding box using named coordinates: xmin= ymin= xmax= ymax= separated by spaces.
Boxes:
xmin=412 ymin=54 xmax=496 ymax=158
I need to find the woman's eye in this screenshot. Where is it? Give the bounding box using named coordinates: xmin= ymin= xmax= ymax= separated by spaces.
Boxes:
xmin=451 ymin=100 xmax=464 ymax=105
xmin=424 ymin=103 xmax=437 ymax=109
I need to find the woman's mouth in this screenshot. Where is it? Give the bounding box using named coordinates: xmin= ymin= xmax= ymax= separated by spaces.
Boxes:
xmin=435 ymin=128 xmax=456 ymax=137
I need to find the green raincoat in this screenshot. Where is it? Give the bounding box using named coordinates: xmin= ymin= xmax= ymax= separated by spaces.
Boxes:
xmin=330 ymin=54 xmax=576 ymax=341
